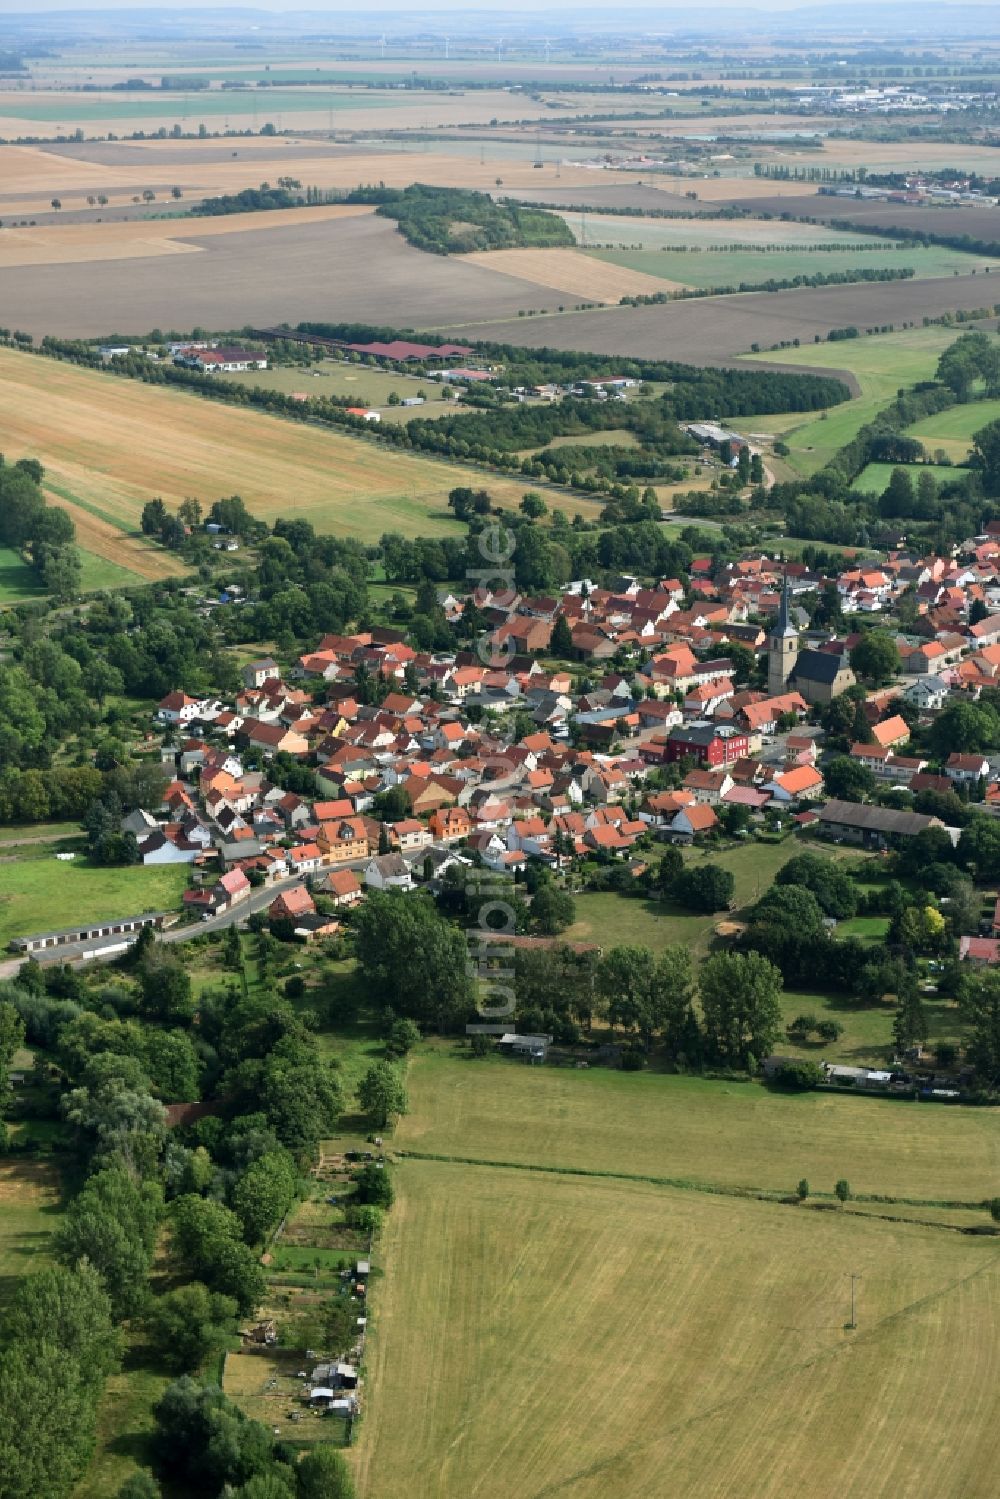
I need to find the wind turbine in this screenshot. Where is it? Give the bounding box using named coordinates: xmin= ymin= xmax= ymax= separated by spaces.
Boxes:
xmin=497 ymin=37 xmax=504 ymax=64
xmin=379 ymin=34 xmax=386 ymax=59
xmin=543 ymin=39 xmax=552 ymax=63
xmin=444 ymin=36 xmax=450 ymax=60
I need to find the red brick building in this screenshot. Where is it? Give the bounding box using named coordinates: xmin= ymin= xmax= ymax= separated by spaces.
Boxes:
xmin=665 ymin=724 xmax=749 ymax=767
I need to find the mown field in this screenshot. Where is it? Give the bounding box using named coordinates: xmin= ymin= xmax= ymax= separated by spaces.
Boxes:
xmin=589 ymin=242 xmax=996 ymax=290
xmin=0 ymin=346 xmax=601 ymax=564
xmin=905 ymin=397 xmax=1000 ymax=462
xmin=0 ymin=858 xmax=188 ymax=947
xmin=397 ymin=1048 xmax=1000 ymax=1203
xmin=0 ymin=1159 xmax=61 ymax=1307
xmin=356 ymin=1156 xmax=1000 ymax=1499
xmin=850 ymin=461 xmax=955 ymax=495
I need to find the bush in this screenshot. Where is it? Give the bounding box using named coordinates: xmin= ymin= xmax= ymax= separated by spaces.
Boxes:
xmin=354 ymin=1163 xmax=393 ymax=1210
xmin=771 ymin=1060 xmax=823 ymax=1091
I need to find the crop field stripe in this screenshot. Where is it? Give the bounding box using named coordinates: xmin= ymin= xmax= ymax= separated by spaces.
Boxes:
xmin=43 ymin=478 xmax=132 ymax=532
xmin=399 ymin=1149 xmax=991 ymax=1215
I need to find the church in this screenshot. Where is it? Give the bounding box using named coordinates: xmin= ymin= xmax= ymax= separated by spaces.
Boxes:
xmin=767 ymin=578 xmax=856 ymax=706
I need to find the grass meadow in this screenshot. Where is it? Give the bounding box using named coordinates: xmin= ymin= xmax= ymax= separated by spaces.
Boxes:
xmin=355 ymin=1156 xmax=1000 ymax=1499
xmin=589 ymin=242 xmax=994 ymax=290
xmin=905 ymin=397 xmax=1000 ymax=462
xmin=747 ymin=325 xmax=966 ymax=475
xmin=0 ymin=859 xmax=188 ymax=947
xmin=0 ymin=1159 xmax=61 ymax=1308
xmin=396 ymin=1047 xmax=1000 ymax=1203
xmin=850 ymin=460 xmax=956 ymax=495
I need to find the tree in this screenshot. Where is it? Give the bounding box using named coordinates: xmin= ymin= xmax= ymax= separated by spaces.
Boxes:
xmin=520 ymin=492 xmax=547 ymax=519
xmin=139 ymin=954 xmax=195 ymax=1024
xmin=357 ymin=1062 xmax=407 ymax=1130
xmin=776 ymin=853 xmax=857 ymax=919
xmin=958 ymin=816 xmax=1000 ymax=882
xmin=989 ymin=1199 xmax=1000 ymax=1225
xmin=230 ymin=1151 xmax=298 ymax=1245
xmin=892 ymin=978 xmax=927 ymax=1053
xmin=145 ymin=1283 xmax=238 ymax=1373
xmin=530 ymin=881 xmax=576 ymax=935
xmin=385 ymin=1016 xmax=421 ymax=1057
xmin=834 ymin=1179 xmax=851 ymax=1204
xmin=971 ymin=415 xmax=1000 ymax=495
xmin=54 ymin=1165 xmax=162 ymax=1320
xmin=962 ymin=970 xmax=1000 ymax=1085
xmin=797 ymin=1178 xmax=810 ymax=1201
xmin=927 ymin=700 xmax=999 ymax=761
xmin=0 ymin=1001 xmax=24 ymax=1119
xmin=354 ymin=1163 xmax=393 ymax=1209
xmin=353 ymin=892 xmax=473 ymax=1029
xmin=296 ymin=1446 xmax=356 ymax=1498
xmin=551 ymin=613 xmax=574 ymax=657
xmin=675 ymin=864 xmax=734 ymax=913
xmin=878 ymin=467 xmax=915 ymax=518
xmin=151 ymin=1377 xmax=278 ymax=1493
xmin=849 ymin=631 xmax=898 ymax=686
xmin=823 ymin=755 xmax=876 ymax=803
xmin=0 ymin=1263 xmax=119 ymax=1499
xmin=169 ymin=1196 xmax=267 ymax=1315
xmin=699 ymin=951 xmax=783 ymax=1069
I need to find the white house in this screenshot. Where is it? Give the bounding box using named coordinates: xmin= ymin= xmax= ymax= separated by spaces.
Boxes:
xmin=364 ymin=853 xmax=414 ymax=891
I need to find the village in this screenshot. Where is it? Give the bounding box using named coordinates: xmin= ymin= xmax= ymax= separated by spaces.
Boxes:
xmin=13 ymin=525 xmax=1000 ymax=999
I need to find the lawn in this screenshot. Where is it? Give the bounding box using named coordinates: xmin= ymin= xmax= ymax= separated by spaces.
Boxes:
xmin=775 ymin=985 xmax=965 ymax=1067
xmin=397 ymin=1046 xmax=1000 ymax=1202
xmin=0 ymin=345 xmax=601 ymax=548
xmin=564 ymin=838 xmax=854 ymax=958
xmin=0 ymin=1159 xmax=61 ymax=1308
xmin=355 ymin=1158 xmax=1000 ymax=1499
xmin=0 ymin=820 xmax=82 ymax=845
xmin=221 ymin=360 xmax=455 ymax=424
xmin=0 ymin=859 xmax=188 ymax=947
xmin=0 ymin=544 xmax=44 ymax=601
xmin=73 ymin=1345 xmax=171 ymax=1499
xmin=747 ymin=326 xmax=966 ymax=476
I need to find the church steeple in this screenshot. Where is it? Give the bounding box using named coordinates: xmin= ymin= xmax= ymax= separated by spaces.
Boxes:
xmin=768 ymin=572 xmax=799 ymax=696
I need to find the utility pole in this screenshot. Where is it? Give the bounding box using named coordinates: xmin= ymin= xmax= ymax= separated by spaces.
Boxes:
xmin=848 ymin=1271 xmax=861 ymax=1330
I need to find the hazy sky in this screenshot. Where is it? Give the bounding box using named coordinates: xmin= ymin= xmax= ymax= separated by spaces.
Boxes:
xmin=1 ymin=0 xmax=976 ymax=11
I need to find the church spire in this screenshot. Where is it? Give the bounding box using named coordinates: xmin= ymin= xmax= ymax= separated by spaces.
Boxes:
xmin=775 ymin=571 xmax=797 ymax=639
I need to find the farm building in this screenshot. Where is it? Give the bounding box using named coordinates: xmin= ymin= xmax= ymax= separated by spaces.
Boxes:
xmin=345 ymin=339 xmax=473 ymax=364
xmin=498 ymin=1033 xmax=552 ymax=1063
xmin=175 ymin=347 xmax=268 ymax=373
xmin=816 ymin=800 xmax=948 ymax=850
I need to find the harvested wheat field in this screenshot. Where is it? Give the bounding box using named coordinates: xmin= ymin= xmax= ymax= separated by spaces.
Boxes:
xmin=0 ymin=140 xmax=635 ymax=220
xmin=0 ymin=347 xmax=597 ymax=543
xmin=0 ymin=203 xmax=373 ymax=268
xmin=356 ymin=1160 xmax=1000 ymax=1499
xmin=458 ymin=245 xmax=685 ymax=301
